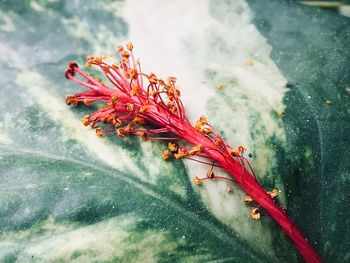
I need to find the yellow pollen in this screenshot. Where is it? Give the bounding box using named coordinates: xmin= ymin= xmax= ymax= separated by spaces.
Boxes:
xmin=174 ymin=147 xmax=188 ymax=159
xmin=101 ymin=64 xmax=111 ymax=73
xmin=126 ymin=42 xmax=134 ymax=51
xmin=199 ymin=115 xmax=208 ymax=125
xmin=148 ymin=73 xmax=159 ymax=84
xmin=83 ymin=99 xmax=93 ymax=106
xmin=201 ymin=127 xmax=212 ymax=135
xmin=95 ymin=127 xmax=104 ymax=137
xmin=82 ymin=115 xmax=90 ymax=126
xmin=111 ymin=63 xmax=119 ymax=71
xmin=139 ymin=131 xmax=147 ymax=140
xmin=189 ymin=144 xmax=203 ymax=156
xmin=113 ymin=118 xmax=122 ymax=127
xmin=246 ymin=59 xmax=254 ymax=66
xmin=216 ymin=83 xmax=225 ymax=89
xmin=167 ymin=142 xmax=178 ymax=152
xmin=133 ymin=116 xmax=145 ymax=125
xmin=120 ymin=50 xmax=130 ymax=58
xmin=228 ymin=148 xmax=240 ymax=157
xmin=213 ymin=137 xmax=223 ymax=146
xmin=126 ymin=103 xmax=134 ymax=111
xmin=167 ymin=76 xmax=177 ymax=83
xmin=116 ymin=128 xmax=126 ymax=138
xmin=251 ymin=207 xmax=260 ymax=220
xmin=124 ymin=124 xmax=134 ymax=132
xmin=86 ymin=56 xmax=103 ymax=67
xmin=130 ymin=68 xmax=138 ymax=80
xmin=162 ymin=150 xmax=170 ymax=160
xmin=238 ymin=145 xmax=246 ymax=154
xmin=131 ymin=83 xmax=140 ymax=96
xmin=109 ymin=95 xmax=118 ymax=105
xmin=66 ymin=95 xmax=79 ymax=106
xmin=206 ymin=170 xmax=215 ymax=179
xmin=149 ymin=90 xmax=158 ymax=97
xmin=193 ymin=176 xmax=202 ymax=185
xmin=267 ymin=189 xmax=279 ymax=199
xmin=195 ymin=121 xmax=202 ymax=131
xmin=244 ymin=195 xmax=253 ymax=204
xmin=116 ymin=45 xmax=124 ymax=53
xmin=140 ymin=105 xmax=151 ymax=112
xmin=277 ymin=111 xmax=284 ymax=117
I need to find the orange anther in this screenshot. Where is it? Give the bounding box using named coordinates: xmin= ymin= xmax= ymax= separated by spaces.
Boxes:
xmin=167 ymin=142 xmax=178 ymax=152
xmin=126 ymin=42 xmax=134 ymax=51
xmin=193 ymin=176 xmax=202 ymax=185
xmin=251 ymin=207 xmax=260 ymax=220
xmin=189 ymin=144 xmax=203 ymax=156
xmin=95 ymin=127 xmax=104 ymax=137
xmin=206 ymin=170 xmax=215 ymax=179
xmin=82 ymin=115 xmax=90 ymax=126
xmin=162 ymin=150 xmax=170 ymax=160
xmin=267 ymin=189 xmax=279 ymax=199
xmin=133 ymin=116 xmax=145 ymax=125
xmin=116 ymin=128 xmax=126 ymax=138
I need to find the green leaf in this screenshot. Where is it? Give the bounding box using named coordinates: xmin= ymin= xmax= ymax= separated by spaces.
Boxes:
xmin=248 ymin=0 xmax=350 ymax=262
xmin=0 ymin=0 xmax=348 ymax=262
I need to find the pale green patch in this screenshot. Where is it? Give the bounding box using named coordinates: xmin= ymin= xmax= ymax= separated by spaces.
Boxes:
xmin=30 ymin=0 xmax=45 ymax=12
xmin=0 ymin=214 xmax=186 ymax=262
xmin=304 ymin=146 xmax=314 ymax=168
xmin=167 ymin=183 xmax=187 ymax=200
xmin=340 ymin=6 xmax=350 ymax=18
xmin=61 ymin=17 xmax=95 ymax=44
xmin=0 ymin=122 xmax=12 ymax=145
xmin=139 ymin=140 xmax=168 ymax=183
xmin=60 ymin=2 xmax=126 ymax=55
xmin=0 ymin=12 xmax=15 ymax=32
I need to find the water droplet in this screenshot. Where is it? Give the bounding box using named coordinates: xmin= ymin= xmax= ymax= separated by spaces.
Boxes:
xmin=182 ymin=235 xmax=186 ymax=239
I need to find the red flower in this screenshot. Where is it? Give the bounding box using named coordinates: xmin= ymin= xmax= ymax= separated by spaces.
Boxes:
xmin=65 ymin=43 xmax=321 ymax=263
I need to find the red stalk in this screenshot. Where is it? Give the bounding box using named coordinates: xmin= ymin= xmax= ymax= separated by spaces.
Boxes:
xmin=65 ymin=43 xmax=321 ymax=263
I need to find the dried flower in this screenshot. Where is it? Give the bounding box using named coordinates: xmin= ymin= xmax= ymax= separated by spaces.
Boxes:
xmin=65 ymin=43 xmax=321 ymax=263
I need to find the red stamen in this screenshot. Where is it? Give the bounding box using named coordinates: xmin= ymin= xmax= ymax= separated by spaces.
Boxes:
xmin=65 ymin=44 xmax=321 ymax=263
xmin=199 ymin=176 xmax=236 ymax=183
xmin=184 ymin=157 xmax=222 ymax=168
